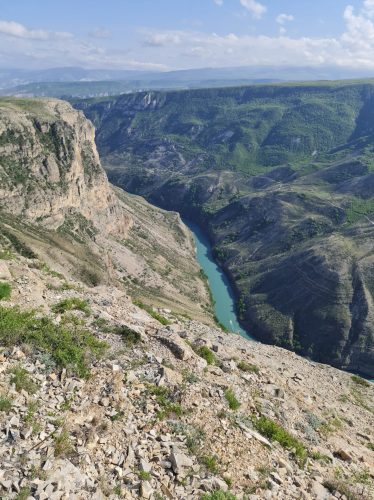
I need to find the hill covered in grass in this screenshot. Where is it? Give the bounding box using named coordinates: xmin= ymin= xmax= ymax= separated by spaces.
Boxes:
xmin=74 ymin=80 xmax=374 ymax=377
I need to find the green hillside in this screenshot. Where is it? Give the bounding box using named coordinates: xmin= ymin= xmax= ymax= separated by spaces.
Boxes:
xmin=74 ymin=80 xmax=374 ymax=377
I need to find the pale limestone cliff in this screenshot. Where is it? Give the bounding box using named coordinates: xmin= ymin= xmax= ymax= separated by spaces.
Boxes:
xmin=0 ymin=98 xmax=128 ymax=235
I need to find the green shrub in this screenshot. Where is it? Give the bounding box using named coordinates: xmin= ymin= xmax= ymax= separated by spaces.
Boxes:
xmin=9 ymin=366 xmax=38 ymax=394
xmin=15 ymin=488 xmax=31 ymax=500
xmin=252 ymin=416 xmax=307 ymax=464
xmin=54 ymin=430 xmax=73 ymax=458
xmin=351 ymin=375 xmax=370 ymax=388
xmin=237 ymin=361 xmax=259 ymax=374
xmin=0 ymin=282 xmax=11 ymax=301
xmin=201 ymin=492 xmax=237 ymax=500
xmin=224 ymin=388 xmax=241 ymax=410
xmin=109 ymin=324 xmax=141 ymax=346
xmin=194 ymin=345 xmax=216 ymax=365
xmin=0 ymin=394 xmax=12 ymax=412
xmin=52 ymin=297 xmax=91 ymax=316
xmin=0 ymin=305 xmax=107 ymax=377
xmin=138 ymin=471 xmax=152 ymax=481
xmin=146 ymin=384 xmax=182 ymax=420
xmin=201 ymin=455 xmax=219 ymax=474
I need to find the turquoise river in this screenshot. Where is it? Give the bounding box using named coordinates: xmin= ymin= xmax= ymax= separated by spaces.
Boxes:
xmin=185 ymin=220 xmax=253 ymax=341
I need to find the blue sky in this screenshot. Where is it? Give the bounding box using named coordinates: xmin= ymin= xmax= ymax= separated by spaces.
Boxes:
xmin=0 ymin=0 xmax=373 ymax=70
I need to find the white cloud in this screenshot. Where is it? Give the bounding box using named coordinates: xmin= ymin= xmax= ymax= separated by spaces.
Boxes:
xmin=89 ymin=28 xmax=112 ymax=39
xmin=214 ymin=0 xmax=224 ymax=5
xmin=0 ymin=20 xmax=72 ymax=40
xmin=144 ymin=33 xmax=182 ymax=47
xmin=5 ymin=1 xmax=374 ymax=72
xmin=240 ymin=0 xmax=267 ymax=19
xmin=363 ymin=0 xmax=374 ymax=17
xmin=276 ymin=14 xmax=294 ymax=25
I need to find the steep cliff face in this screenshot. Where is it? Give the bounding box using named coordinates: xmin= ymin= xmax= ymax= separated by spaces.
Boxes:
xmin=0 ymin=97 xmax=212 ymax=323
xmin=0 ymin=98 xmax=127 ymax=235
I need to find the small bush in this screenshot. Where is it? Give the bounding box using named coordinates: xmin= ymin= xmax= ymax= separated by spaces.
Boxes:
xmin=54 ymin=430 xmax=73 ymax=458
xmin=110 ymin=325 xmax=141 ymax=346
xmin=138 ymin=471 xmax=152 ymax=481
xmin=0 ymin=305 xmax=107 ymax=378
xmin=0 ymin=394 xmax=12 ymax=412
xmin=323 ymin=479 xmax=360 ymax=500
xmin=0 ymin=282 xmax=11 ymax=301
xmin=146 ymin=384 xmax=182 ymax=420
xmin=224 ymin=388 xmax=241 ymax=410
xmin=201 ymin=491 xmax=237 ymax=500
xmin=351 ymin=375 xmax=370 ymax=388
xmin=201 ymin=455 xmax=219 ymax=474
xmin=15 ymin=488 xmax=31 ymax=500
xmin=237 ymin=361 xmax=259 ymax=374
xmin=52 ymin=297 xmax=91 ymax=316
xmin=9 ymin=366 xmax=38 ymax=394
xmin=252 ymin=416 xmax=307 ymax=464
xmin=195 ymin=345 xmax=216 ymax=365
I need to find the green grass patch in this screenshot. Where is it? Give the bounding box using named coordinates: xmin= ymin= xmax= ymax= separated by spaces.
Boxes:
xmin=0 ymin=394 xmax=12 ymax=412
xmin=0 ymin=305 xmax=107 ymax=377
xmin=237 ymin=360 xmax=259 ymax=374
xmin=201 ymin=492 xmax=237 ymax=500
xmin=54 ymin=430 xmax=74 ymax=458
xmin=351 ymin=375 xmax=371 ymax=388
xmin=224 ymin=388 xmax=241 ymax=411
xmin=52 ymin=297 xmax=91 ymax=316
xmin=9 ymin=365 xmax=39 ymax=394
xmin=134 ymin=300 xmax=171 ymax=325
xmin=146 ymin=384 xmax=183 ymax=420
xmin=252 ymin=416 xmax=307 ymax=464
xmin=194 ymin=345 xmax=216 ymax=365
xmin=201 ymin=454 xmax=219 ymax=474
xmin=0 ymin=282 xmax=11 ymax=301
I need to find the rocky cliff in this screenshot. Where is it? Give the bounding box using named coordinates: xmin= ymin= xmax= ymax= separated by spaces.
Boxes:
xmin=0 ymin=97 xmax=212 ymax=322
xmin=0 ymin=98 xmax=126 ymax=235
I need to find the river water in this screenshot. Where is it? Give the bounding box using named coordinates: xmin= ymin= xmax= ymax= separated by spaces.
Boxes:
xmin=185 ymin=220 xmax=253 ymax=341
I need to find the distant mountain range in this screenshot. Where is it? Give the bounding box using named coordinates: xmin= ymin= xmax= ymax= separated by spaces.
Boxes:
xmin=2 ymin=65 xmax=374 ymax=98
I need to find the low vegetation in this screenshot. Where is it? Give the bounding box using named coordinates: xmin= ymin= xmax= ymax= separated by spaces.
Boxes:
xmin=52 ymin=297 xmax=91 ymax=316
xmin=54 ymin=430 xmax=74 ymax=458
xmin=134 ymin=300 xmax=170 ymax=325
xmin=0 ymin=305 xmax=107 ymax=377
xmin=0 ymin=282 xmax=11 ymax=301
xmin=194 ymin=345 xmax=216 ymax=365
xmin=237 ymin=360 xmax=259 ymax=374
xmin=351 ymin=375 xmax=371 ymax=388
xmin=252 ymin=416 xmax=307 ymax=464
xmin=0 ymin=394 xmax=12 ymax=412
xmin=146 ymin=384 xmax=183 ymax=420
xmin=9 ymin=365 xmax=39 ymax=394
xmin=201 ymin=492 xmax=237 ymax=500
xmin=224 ymin=388 xmax=241 ymax=411
xmin=201 ymin=455 xmax=219 ymax=474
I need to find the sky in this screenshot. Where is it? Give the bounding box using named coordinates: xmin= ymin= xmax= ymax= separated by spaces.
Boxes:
xmin=1 ymin=0 xmax=374 ymax=71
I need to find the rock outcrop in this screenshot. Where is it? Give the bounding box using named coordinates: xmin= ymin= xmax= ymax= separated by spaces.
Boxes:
xmin=0 ymin=98 xmax=126 ymax=235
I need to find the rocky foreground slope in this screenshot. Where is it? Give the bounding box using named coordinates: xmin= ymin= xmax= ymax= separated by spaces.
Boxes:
xmin=0 ymin=252 xmax=373 ymax=500
xmin=0 ymin=97 xmax=373 ymax=500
